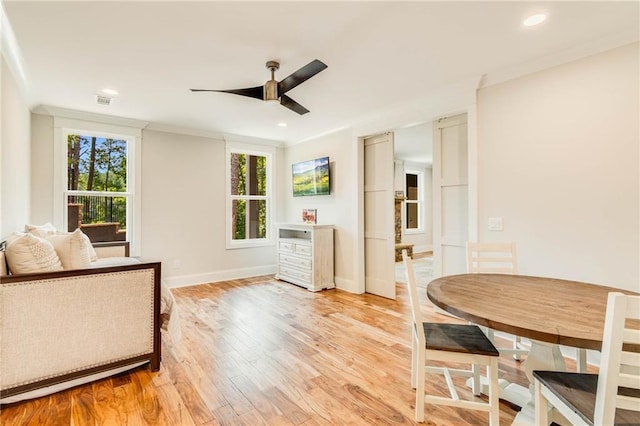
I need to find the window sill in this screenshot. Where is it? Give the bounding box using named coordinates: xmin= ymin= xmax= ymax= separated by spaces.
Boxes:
xmin=404 ymin=229 xmax=425 ymax=235
xmin=226 ymin=240 xmax=275 ymax=250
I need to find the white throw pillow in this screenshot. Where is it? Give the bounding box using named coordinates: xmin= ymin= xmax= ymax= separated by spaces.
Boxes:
xmin=6 ymin=233 xmax=63 ymax=274
xmin=24 ymin=222 xmax=57 ymax=238
xmin=46 ymin=229 xmax=95 ymax=270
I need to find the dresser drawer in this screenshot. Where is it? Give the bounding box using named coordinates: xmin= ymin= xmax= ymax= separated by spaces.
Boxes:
xmin=294 ymin=244 xmax=312 ymax=256
xmin=279 ymin=266 xmax=311 ymax=284
xmin=279 ymin=241 xmax=294 ymax=253
xmin=279 ymin=253 xmax=312 ymax=270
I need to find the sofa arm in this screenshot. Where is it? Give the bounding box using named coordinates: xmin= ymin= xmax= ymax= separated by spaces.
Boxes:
xmin=0 ymin=261 xmax=161 ymax=399
xmin=92 ymin=241 xmax=130 ymax=258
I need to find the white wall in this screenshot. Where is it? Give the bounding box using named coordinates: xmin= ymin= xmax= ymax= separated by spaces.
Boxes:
xmin=30 ymin=113 xmax=53 ymax=225
xmin=477 ymin=42 xmax=639 ymax=292
xmin=1 ymin=57 xmax=30 ymax=237
xmin=281 ymin=128 xmax=359 ymax=291
xmin=27 ymin=117 xmax=279 ymax=286
xmin=141 ymin=130 xmax=278 ymax=286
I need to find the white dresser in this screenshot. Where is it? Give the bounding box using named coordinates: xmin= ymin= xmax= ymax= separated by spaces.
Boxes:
xmin=275 ymin=223 xmax=335 ymax=292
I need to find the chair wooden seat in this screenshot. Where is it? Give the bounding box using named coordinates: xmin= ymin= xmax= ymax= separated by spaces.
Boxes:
xmin=534 ymin=292 xmax=640 ymax=426
xmin=533 ymin=371 xmax=640 ymax=425
xmin=424 ymin=323 xmax=500 ymax=357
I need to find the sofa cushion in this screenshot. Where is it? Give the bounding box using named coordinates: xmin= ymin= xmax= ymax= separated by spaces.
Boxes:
xmin=46 ymin=229 xmax=95 ymax=270
xmin=24 ymin=222 xmax=57 ymax=238
xmin=6 ymin=233 xmax=63 ymax=274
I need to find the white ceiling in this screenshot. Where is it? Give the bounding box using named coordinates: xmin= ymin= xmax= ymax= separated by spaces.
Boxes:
xmin=3 ymin=1 xmax=638 ymax=145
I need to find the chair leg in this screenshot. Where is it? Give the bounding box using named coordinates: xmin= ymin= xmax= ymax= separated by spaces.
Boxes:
xmin=415 ymin=349 xmax=425 ymax=422
xmin=534 ymin=379 xmax=549 ymax=426
xmin=513 ymin=335 xmax=522 ymax=360
xmin=471 ymin=363 xmax=481 ymax=396
xmin=411 ymin=335 xmax=417 ymax=388
xmin=488 ymin=358 xmax=499 ymax=426
xmin=576 ymin=348 xmax=587 ymax=373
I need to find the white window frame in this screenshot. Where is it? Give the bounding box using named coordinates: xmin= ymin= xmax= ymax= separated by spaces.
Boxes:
xmin=53 ymin=117 xmax=142 ymax=256
xmin=404 ymin=169 xmax=424 ymax=234
xmin=225 ymin=141 xmax=275 ymax=249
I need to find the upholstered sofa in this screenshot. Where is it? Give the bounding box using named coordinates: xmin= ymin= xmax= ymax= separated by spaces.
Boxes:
xmin=0 ymin=226 xmax=170 ymax=403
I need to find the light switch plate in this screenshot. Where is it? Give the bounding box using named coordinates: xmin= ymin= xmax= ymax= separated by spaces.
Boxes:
xmin=488 ymin=217 xmax=503 ymax=231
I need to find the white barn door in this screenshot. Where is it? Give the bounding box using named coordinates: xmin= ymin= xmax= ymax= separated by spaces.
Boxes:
xmin=433 ymin=114 xmax=469 ymax=277
xmin=364 ymin=133 xmax=396 ymax=299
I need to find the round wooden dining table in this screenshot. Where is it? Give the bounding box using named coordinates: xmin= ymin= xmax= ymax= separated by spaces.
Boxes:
xmin=427 ymin=273 xmax=638 ymax=351
xmin=427 ymin=273 xmax=639 ymax=425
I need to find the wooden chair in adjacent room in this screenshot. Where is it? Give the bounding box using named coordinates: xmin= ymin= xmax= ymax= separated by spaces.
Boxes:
xmin=466 ymin=242 xmax=528 ymax=360
xmin=402 ymin=250 xmax=500 ymax=425
xmin=533 ymin=292 xmax=640 ymax=425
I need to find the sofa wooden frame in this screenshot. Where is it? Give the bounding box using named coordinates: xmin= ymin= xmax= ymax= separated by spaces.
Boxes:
xmin=0 ymin=241 xmax=161 ymax=402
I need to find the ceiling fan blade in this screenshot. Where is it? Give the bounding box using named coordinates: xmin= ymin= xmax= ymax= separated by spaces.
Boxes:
xmin=190 ymin=85 xmax=264 ymax=100
xmin=280 ymin=94 xmax=310 ymax=115
xmin=278 ymin=59 xmax=327 ymax=95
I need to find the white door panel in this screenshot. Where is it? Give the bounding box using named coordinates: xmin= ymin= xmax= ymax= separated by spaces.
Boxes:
xmin=364 ymin=133 xmax=395 ymax=299
xmin=442 ymin=185 xmax=469 ymax=239
xmin=433 ymin=114 xmax=469 ymax=278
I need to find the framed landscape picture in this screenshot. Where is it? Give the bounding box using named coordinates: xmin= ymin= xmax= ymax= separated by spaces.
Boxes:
xmin=292 ymin=157 xmax=330 ymax=197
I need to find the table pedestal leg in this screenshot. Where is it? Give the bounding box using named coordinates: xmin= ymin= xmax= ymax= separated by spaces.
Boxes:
xmin=512 ymin=340 xmax=568 ymax=425
xmin=466 ymin=340 xmax=571 ymax=425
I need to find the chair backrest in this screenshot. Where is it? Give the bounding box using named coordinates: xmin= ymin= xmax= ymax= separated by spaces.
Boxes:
xmin=402 ymin=250 xmax=426 ymax=348
xmin=466 ymin=242 xmax=518 ymax=274
xmin=595 ymin=292 xmax=640 ymax=425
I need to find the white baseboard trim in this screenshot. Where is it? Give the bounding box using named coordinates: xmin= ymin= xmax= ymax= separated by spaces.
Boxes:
xmin=165 ymin=265 xmax=277 ymax=288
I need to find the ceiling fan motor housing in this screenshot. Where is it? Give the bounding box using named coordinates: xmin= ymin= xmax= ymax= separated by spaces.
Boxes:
xmin=264 ymin=79 xmax=278 ymax=102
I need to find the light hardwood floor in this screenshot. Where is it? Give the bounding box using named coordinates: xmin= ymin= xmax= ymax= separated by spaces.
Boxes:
xmin=1 ymin=275 xmax=578 ymax=425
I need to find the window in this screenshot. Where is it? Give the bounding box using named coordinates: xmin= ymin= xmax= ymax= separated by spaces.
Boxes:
xmin=226 ymin=145 xmax=273 ymax=248
xmin=54 ymin=117 xmax=142 ymax=255
xmin=405 ymin=170 xmax=423 ymax=232
xmin=65 ymin=133 xmax=130 ymax=243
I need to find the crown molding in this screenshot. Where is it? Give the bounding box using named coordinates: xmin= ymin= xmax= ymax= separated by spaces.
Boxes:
xmin=33 ymin=105 xmax=149 ymax=129
xmin=1 ymin=2 xmax=31 ymax=103
xmin=481 ymin=26 xmax=639 ymax=89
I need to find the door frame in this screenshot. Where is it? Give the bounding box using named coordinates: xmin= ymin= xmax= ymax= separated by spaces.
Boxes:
xmin=354 ymin=105 xmax=478 ymax=293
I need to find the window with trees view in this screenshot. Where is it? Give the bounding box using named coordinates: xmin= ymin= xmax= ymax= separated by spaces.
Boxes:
xmin=66 ymin=133 xmax=130 ymax=243
xmin=405 ymin=171 xmax=422 ymax=232
xmin=228 ymin=150 xmax=271 ymax=245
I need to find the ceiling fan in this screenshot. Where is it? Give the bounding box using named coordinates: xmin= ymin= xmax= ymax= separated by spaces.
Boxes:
xmin=190 ymin=59 xmax=327 ymax=115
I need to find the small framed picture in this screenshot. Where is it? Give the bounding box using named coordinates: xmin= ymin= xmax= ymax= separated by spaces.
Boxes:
xmin=302 ymin=208 xmax=317 ymax=224
xmin=395 ymin=191 xmax=405 ymax=197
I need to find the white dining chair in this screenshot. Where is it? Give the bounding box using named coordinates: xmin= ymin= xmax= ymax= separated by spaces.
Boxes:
xmin=468 ymin=241 xmax=589 ymax=370
xmin=403 ymin=250 xmax=500 ymax=425
xmin=466 ymin=242 xmax=528 ymax=360
xmin=533 ymin=292 xmax=640 ymax=425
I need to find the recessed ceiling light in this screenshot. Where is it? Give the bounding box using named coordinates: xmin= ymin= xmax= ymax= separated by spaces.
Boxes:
xmin=278 ymin=122 xmax=287 ymax=127
xmin=523 ymin=13 xmax=547 ymax=27
xmin=102 ymin=88 xmax=119 ymax=95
